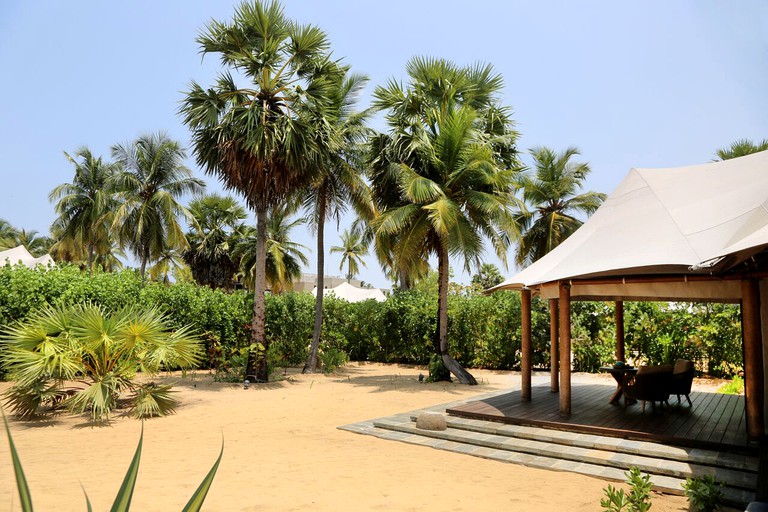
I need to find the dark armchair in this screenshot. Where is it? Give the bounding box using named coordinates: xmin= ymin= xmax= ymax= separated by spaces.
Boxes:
xmin=670 ymin=359 xmax=694 ymax=406
xmin=624 ymin=364 xmax=673 ymax=413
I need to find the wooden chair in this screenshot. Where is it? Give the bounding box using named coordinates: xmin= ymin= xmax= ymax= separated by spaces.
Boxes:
xmin=624 ymin=364 xmax=673 ymax=413
xmin=670 ymin=359 xmax=694 ymax=406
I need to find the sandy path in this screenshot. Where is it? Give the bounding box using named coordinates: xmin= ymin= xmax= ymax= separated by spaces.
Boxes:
xmin=0 ymin=364 xmax=705 ymax=511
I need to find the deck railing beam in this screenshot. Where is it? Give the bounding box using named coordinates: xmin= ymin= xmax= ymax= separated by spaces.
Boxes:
xmin=521 ymin=288 xmax=532 ymax=402
xmin=559 ymin=282 xmax=572 ymax=417
xmin=549 ymin=298 xmax=559 ymax=393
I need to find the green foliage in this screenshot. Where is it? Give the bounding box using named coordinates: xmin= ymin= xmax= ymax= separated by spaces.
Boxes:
xmin=682 ymin=475 xmax=724 ymax=512
xmin=572 ymin=302 xmax=617 ymax=372
xmin=2 ymin=415 xmax=222 ymax=511
xmin=319 ymin=347 xmax=348 ymax=373
xmin=717 ymin=375 xmax=744 ymax=395
xmin=1 ymin=303 xmax=203 ymax=421
xmin=600 ymin=466 xmax=653 ymax=512
xmin=426 ymin=353 xmax=451 ymax=382
xmin=471 ymin=263 xmax=504 ymax=290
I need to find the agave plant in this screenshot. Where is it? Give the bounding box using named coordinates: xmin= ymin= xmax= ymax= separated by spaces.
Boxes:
xmin=1 ymin=303 xmax=203 ymax=421
xmin=3 ymin=412 xmax=222 ymax=511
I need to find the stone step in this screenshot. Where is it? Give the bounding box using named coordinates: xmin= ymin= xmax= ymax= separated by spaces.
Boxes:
xmin=438 ymin=415 xmax=759 ymax=473
xmin=376 ymin=418 xmax=756 ymax=491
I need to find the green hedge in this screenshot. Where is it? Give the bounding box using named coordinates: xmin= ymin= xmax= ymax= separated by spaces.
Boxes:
xmin=0 ymin=264 xmax=744 ymax=379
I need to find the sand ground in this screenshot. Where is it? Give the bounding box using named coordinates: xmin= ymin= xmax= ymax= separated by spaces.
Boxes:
xmin=0 ymin=364 xmax=729 ymax=511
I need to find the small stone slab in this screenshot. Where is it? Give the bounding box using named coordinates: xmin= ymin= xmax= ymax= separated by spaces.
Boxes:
xmin=416 ymin=412 xmax=447 ymax=431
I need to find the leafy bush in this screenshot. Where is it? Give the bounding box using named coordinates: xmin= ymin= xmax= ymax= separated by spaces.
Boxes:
xmin=717 ymin=375 xmax=744 ymax=395
xmin=600 ymin=466 xmax=653 ymax=512
xmin=682 ymin=475 xmax=724 ymax=512
xmin=1 ymin=303 xmax=203 ymax=421
xmin=319 ymin=347 xmax=348 ymax=373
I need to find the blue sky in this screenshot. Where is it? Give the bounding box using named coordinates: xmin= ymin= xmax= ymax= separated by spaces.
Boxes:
xmin=1 ymin=1 xmax=766 ymax=288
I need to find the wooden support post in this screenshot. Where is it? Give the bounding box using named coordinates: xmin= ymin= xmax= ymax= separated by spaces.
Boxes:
xmin=549 ymin=298 xmax=559 ymax=393
xmin=615 ymin=300 xmax=625 ymax=362
xmin=559 ymin=282 xmax=572 ymax=417
xmin=521 ymin=289 xmax=532 ymax=402
xmin=742 ymin=279 xmax=765 ymax=440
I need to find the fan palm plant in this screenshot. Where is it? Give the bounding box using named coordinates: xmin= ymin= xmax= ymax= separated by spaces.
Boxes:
xmin=515 ymin=146 xmax=605 ymax=266
xmin=179 ymin=0 xmax=335 ymax=382
xmin=111 ymin=133 xmax=205 ymax=279
xmin=1 ymin=303 xmax=203 ymax=422
xmin=370 ymin=57 xmax=522 ymax=384
xmin=49 ymin=148 xmax=118 ymax=273
xmin=184 ymin=194 xmax=247 ymax=290
xmin=0 ymin=218 xmax=21 ymax=251
xmin=714 ymin=138 xmax=768 ymax=160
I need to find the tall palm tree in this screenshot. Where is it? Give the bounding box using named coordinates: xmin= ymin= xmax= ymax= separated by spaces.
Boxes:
xmin=370 ymin=57 xmax=522 ymax=385
xmin=150 ymin=248 xmax=187 ymax=285
xmin=111 ymin=132 xmax=205 ymax=279
xmin=302 ymin=67 xmax=374 ymax=373
xmin=13 ymin=229 xmax=53 ymax=257
xmin=49 ymin=148 xmax=118 ymax=273
xmin=515 ymin=146 xmax=605 ymax=267
xmin=714 ymin=138 xmax=768 ymax=160
xmin=0 ymin=219 xmax=20 ymax=251
xmin=234 ymin=206 xmax=309 ymax=293
xmin=180 ymin=0 xmax=334 ymax=382
xmin=331 ymin=227 xmax=368 ymax=283
xmin=184 ymin=193 xmax=247 ymax=290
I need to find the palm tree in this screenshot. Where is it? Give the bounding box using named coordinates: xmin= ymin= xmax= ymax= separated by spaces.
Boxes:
xmin=49 ymin=148 xmax=118 ymax=273
xmin=149 ymin=248 xmax=187 ymax=285
xmin=302 ymin=67 xmax=374 ymax=373
xmin=180 ymin=0 xmax=334 ymax=382
xmin=714 ymin=138 xmax=768 ymax=160
xmin=331 ymin=228 xmax=368 ymax=283
xmin=184 ymin=193 xmax=247 ymax=290
xmin=111 ymin=132 xmax=205 ymax=279
xmin=370 ymin=57 xmax=522 ymax=385
xmin=0 ymin=219 xmax=20 ymax=251
xmin=234 ymin=206 xmax=309 ymax=293
xmin=515 ymin=146 xmax=605 ymax=267
xmin=13 ymin=229 xmax=53 ymax=257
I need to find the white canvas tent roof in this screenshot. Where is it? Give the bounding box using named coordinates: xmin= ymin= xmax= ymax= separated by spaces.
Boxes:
xmin=0 ymin=245 xmax=54 ymax=268
xmin=492 ymin=151 xmax=768 ymax=301
xmin=311 ymin=281 xmax=386 ymax=303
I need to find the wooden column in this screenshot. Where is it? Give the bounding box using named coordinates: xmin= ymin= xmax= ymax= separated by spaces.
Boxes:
xmin=742 ymin=279 xmax=766 ymax=439
xmin=521 ymin=289 xmax=532 ymax=402
xmin=615 ymin=300 xmax=625 ymax=362
xmin=559 ymin=282 xmax=572 ymax=417
xmin=549 ymin=298 xmax=559 ymax=392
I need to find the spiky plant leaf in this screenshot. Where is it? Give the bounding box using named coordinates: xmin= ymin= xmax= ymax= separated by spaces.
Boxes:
xmin=2 ymin=411 xmax=34 ymax=511
xmin=131 ymin=384 xmax=178 ymax=419
xmin=181 ymin=437 xmax=224 ymax=512
xmin=110 ymin=425 xmax=143 ymax=512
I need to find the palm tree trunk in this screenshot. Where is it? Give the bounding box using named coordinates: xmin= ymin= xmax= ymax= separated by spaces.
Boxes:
xmin=436 ymin=240 xmax=477 ymax=385
xmin=398 ymin=269 xmax=410 ymax=291
xmin=87 ymin=242 xmax=94 ymax=276
xmin=304 ymin=185 xmax=327 ymax=373
xmin=245 ymin=207 xmax=270 ymax=382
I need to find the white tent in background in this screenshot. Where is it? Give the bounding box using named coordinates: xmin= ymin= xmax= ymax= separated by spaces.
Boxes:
xmin=311 ymin=281 xmax=386 ymax=303
xmin=0 ymin=245 xmax=54 ymax=268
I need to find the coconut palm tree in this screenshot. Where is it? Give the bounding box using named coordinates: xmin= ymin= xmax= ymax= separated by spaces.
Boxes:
xmin=49 ymin=148 xmax=118 ymax=273
xmin=234 ymin=206 xmax=309 ymax=293
xmin=111 ymin=133 xmax=205 ymax=279
xmin=180 ymin=0 xmax=334 ymax=382
xmin=370 ymin=57 xmax=522 ymax=385
xmin=515 ymin=146 xmax=605 ymax=267
xmin=150 ymin=248 xmax=187 ymax=285
xmin=13 ymin=229 xmax=53 ymax=257
xmin=0 ymin=219 xmax=20 ymax=251
xmin=184 ymin=193 xmax=247 ymax=290
xmin=302 ymin=67 xmax=374 ymax=373
xmin=714 ymin=138 xmax=768 ymax=160
xmin=331 ymin=228 xmax=368 ymax=283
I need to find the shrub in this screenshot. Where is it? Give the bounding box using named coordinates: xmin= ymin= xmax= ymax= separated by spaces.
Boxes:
xmin=682 ymin=475 xmax=724 ymax=512
xmin=717 ymin=375 xmax=744 ymax=395
xmin=600 ymin=466 xmax=653 ymax=512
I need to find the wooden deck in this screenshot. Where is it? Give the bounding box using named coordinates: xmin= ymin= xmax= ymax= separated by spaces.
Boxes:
xmin=447 ymin=384 xmax=752 ymax=453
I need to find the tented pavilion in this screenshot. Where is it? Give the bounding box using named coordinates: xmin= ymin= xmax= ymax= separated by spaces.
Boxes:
xmin=487 ymin=151 xmax=768 ymax=443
